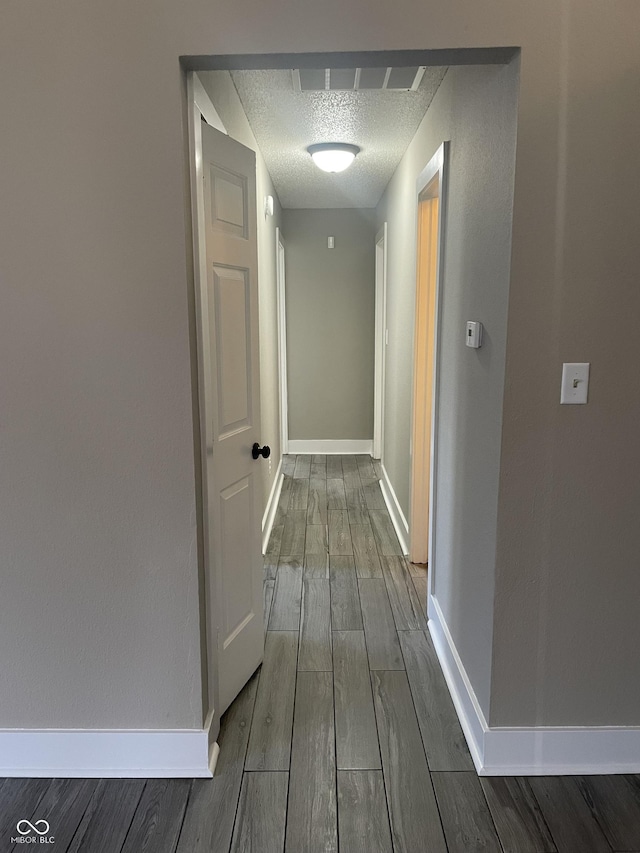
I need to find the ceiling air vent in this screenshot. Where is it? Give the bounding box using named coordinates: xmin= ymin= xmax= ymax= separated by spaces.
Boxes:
xmin=293 ymin=66 xmax=427 ymax=92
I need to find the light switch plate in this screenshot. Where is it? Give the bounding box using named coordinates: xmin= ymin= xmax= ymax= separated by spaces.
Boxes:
xmin=561 ymin=362 xmax=590 ymax=404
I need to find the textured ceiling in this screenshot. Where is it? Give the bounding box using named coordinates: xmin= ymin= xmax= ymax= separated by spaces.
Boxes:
xmin=229 ymin=68 xmax=447 ymax=209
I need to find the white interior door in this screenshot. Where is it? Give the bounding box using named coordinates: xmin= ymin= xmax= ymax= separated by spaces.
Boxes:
xmin=202 ymin=121 xmax=264 ymax=715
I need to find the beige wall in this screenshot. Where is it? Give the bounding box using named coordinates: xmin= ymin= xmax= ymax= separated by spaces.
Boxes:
xmin=376 ymin=62 xmax=519 ymax=714
xmin=1 ymin=0 xmax=639 ymax=731
xmin=283 ymin=208 xmax=376 ymax=441
xmin=491 ymin=0 xmax=640 ymax=726
xmin=199 ymin=71 xmax=283 ymax=511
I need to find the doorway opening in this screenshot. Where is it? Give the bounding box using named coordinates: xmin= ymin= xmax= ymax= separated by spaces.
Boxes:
xmin=276 ymin=227 xmax=288 ymax=456
xmin=185 ymin=50 xmax=520 ymax=738
xmin=409 ymin=145 xmax=447 ymax=567
xmin=373 ymin=223 xmax=387 ymax=462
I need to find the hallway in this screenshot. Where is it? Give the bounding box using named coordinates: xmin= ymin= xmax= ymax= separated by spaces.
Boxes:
xmin=230 ymin=452 xmax=475 ymax=852
xmin=186 ymin=453 xmax=640 ymax=853
xmin=182 ymin=454 xmax=640 ymax=852
xmin=2 ymin=455 xmax=640 ymax=851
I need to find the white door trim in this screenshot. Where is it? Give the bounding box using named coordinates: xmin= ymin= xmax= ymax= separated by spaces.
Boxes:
xmin=379 ymin=463 xmax=409 ymax=555
xmin=424 ymin=143 xmax=448 ymax=596
xmin=276 ymin=227 xmax=288 ymax=454
xmin=261 ymin=457 xmax=284 ymax=554
xmin=186 ymin=71 xmax=220 ymax=740
xmin=373 ymin=223 xmax=388 ymax=461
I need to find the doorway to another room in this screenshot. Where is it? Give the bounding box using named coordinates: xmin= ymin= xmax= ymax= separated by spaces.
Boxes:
xmin=409 ymin=146 xmax=446 ymax=568
xmin=186 ymin=51 xmax=520 ymax=760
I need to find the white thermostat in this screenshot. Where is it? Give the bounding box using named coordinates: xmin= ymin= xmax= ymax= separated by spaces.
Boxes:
xmin=465 ymin=321 xmax=483 ymax=348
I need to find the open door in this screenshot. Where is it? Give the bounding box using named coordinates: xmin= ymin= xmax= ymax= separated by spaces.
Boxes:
xmin=202 ymin=121 xmax=264 ymax=714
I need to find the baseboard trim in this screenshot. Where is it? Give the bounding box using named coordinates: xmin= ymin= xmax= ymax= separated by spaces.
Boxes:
xmin=262 ymin=459 xmax=284 ymax=554
xmin=0 ymin=725 xmax=214 ymax=778
xmin=428 ymin=594 xmax=640 ymax=775
xmin=287 ymin=439 xmax=373 ymax=455
xmin=208 ymin=740 xmax=220 ymax=775
xmin=427 ymin=594 xmax=487 ymax=771
xmin=379 ymin=464 xmax=409 ymax=555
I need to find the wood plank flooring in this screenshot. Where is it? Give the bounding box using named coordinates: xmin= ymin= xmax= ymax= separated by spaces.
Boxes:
xmin=3 ymin=454 xmax=640 ymax=852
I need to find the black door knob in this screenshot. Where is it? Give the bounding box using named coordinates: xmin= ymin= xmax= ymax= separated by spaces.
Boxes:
xmin=252 ymin=443 xmax=271 ymax=460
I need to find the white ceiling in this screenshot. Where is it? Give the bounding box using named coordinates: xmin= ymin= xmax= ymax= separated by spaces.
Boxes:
xmin=229 ymin=68 xmax=447 ymax=209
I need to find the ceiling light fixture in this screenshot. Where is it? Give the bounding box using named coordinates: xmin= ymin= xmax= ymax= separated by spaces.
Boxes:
xmin=307 ymin=143 xmax=360 ymax=173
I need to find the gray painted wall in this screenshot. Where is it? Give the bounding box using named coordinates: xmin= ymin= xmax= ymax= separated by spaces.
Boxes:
xmin=283 ymin=208 xmax=376 ymax=441
xmin=1 ymin=0 xmax=640 ymax=732
xmin=377 ymin=62 xmax=519 ymax=715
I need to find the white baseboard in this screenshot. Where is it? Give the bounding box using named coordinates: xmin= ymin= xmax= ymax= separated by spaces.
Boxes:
xmin=287 ymin=439 xmax=373 ymax=455
xmin=262 ymin=459 xmax=283 ymax=554
xmin=0 ymin=725 xmax=214 ymax=778
xmin=427 ymin=594 xmax=488 ymax=771
xmin=379 ymin=464 xmax=409 ymax=555
xmin=208 ymin=740 xmax=220 ymax=775
xmin=428 ymin=594 xmax=640 ymax=775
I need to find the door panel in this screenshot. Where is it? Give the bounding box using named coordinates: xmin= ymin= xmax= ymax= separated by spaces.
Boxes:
xmin=202 ymin=122 xmax=263 ymax=715
xmin=219 ymin=476 xmax=255 ymax=644
xmin=213 ymin=266 xmax=251 ymax=434
xmin=210 ymin=166 xmax=248 ymax=236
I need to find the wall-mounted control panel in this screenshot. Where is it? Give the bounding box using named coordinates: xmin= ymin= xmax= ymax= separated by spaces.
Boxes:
xmin=465 ymin=321 xmax=483 ymax=348
xmin=561 ymin=362 xmax=590 ymax=404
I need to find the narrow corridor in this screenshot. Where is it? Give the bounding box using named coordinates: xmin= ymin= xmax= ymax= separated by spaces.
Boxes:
xmin=177 ymin=455 xmax=634 ymax=853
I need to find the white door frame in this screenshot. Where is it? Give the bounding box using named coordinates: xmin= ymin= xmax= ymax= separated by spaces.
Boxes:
xmin=276 ymin=227 xmax=288 ymax=454
xmin=185 ymin=71 xmax=229 ymax=758
xmin=409 ymin=142 xmax=449 ymax=590
xmin=373 ymin=223 xmax=388 ymax=461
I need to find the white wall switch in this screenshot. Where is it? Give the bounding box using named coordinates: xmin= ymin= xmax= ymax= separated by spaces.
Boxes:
xmin=327 ymin=236 xmax=335 ymax=249
xmin=465 ymin=321 xmax=483 ymax=348
xmin=561 ymin=362 xmax=590 ymax=404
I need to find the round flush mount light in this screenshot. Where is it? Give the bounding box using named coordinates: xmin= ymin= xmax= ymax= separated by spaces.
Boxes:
xmin=307 ymin=143 xmax=360 ymax=173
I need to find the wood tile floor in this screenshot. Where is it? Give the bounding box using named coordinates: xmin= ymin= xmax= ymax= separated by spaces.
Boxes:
xmin=3 ymin=455 xmax=640 ymax=851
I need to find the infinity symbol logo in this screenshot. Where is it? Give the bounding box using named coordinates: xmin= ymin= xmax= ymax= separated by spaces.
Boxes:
xmin=16 ymin=819 xmax=50 ymax=836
